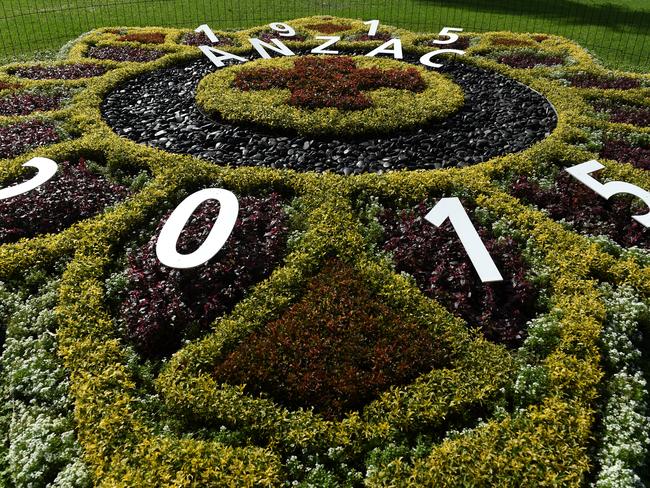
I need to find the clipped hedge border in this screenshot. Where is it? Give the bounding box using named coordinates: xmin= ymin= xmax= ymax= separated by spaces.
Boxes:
xmin=0 ymin=16 xmax=647 ymax=485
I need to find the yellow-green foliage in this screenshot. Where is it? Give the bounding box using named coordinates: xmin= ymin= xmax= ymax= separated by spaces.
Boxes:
xmin=0 ymin=15 xmax=648 ymax=486
xmin=197 ymin=55 xmax=464 ymax=137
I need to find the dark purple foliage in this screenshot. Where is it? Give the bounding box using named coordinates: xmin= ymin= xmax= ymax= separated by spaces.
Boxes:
xmin=0 ymin=92 xmax=62 ymax=116
xmin=14 ymin=63 xmax=108 ymax=80
xmin=569 ymin=74 xmax=641 ymax=90
xmin=120 ymin=193 xmax=290 ymax=358
xmin=0 ymin=158 xmax=129 ymax=244
xmin=511 ymin=172 xmax=649 ymax=247
xmin=87 ymin=45 xmax=165 ymax=62
xmin=181 ymin=32 xmax=234 ymax=46
xmin=592 ymin=100 xmax=650 ymax=127
xmin=600 ymin=138 xmax=650 ymax=170
xmin=0 ymin=120 xmax=61 ymax=159
xmin=348 ymin=32 xmax=394 ymax=42
xmin=497 ymin=52 xmax=564 ymax=69
xmin=378 ymin=201 xmax=537 ymax=347
xmin=255 ymin=32 xmax=307 ymax=43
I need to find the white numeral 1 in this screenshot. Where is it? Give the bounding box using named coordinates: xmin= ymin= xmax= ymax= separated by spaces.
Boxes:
xmin=363 ymin=19 xmax=380 ymax=37
xmin=565 ymin=160 xmax=650 ymax=227
xmin=425 ymin=197 xmax=504 ymax=283
xmin=0 ymin=157 xmax=58 ymax=200
xmin=195 ymin=24 xmax=219 ymax=43
xmin=156 ymin=188 xmax=239 ymax=269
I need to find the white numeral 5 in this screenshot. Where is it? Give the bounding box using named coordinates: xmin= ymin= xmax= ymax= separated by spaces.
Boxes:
xmin=156 ymin=188 xmax=239 ymax=269
xmin=432 ymin=27 xmax=463 ymax=45
xmin=425 ymin=197 xmax=504 ymax=283
xmin=565 ymin=160 xmax=650 ymax=227
xmin=0 ymin=157 xmax=58 ymax=201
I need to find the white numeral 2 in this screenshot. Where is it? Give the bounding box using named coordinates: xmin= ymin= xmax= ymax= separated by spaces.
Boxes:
xmin=0 ymin=157 xmax=58 ymax=201
xmin=565 ymin=160 xmax=650 ymax=227
xmin=425 ymin=197 xmax=504 ymax=283
xmin=156 ymin=188 xmax=239 ymax=269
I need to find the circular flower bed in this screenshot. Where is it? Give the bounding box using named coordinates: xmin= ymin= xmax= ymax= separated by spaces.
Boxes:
xmin=12 ymin=63 xmax=109 ymax=80
xmin=197 ymin=55 xmax=463 ymax=137
xmin=0 ymin=119 xmax=62 ymax=159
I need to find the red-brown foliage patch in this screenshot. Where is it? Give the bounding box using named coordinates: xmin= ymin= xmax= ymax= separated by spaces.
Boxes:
xmin=117 ymin=32 xmax=166 ymax=44
xmin=305 ymin=22 xmax=353 ymax=34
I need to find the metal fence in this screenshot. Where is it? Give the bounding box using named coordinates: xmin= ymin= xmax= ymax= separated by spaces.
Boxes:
xmin=0 ymin=0 xmax=648 ymax=70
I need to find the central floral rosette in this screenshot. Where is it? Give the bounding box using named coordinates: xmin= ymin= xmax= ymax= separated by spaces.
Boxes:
xmin=196 ymin=55 xmax=464 ymax=137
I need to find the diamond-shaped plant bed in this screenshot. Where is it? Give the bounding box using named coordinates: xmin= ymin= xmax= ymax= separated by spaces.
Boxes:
xmin=213 ymin=259 xmax=452 ymax=420
xmin=0 ymin=119 xmax=62 ymax=159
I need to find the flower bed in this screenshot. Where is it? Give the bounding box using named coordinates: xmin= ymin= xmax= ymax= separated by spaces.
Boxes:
xmin=117 ymin=32 xmax=166 ymax=44
xmin=13 ymin=63 xmax=109 ymax=80
xmin=180 ymin=32 xmax=235 ymax=46
xmin=0 ymin=16 xmax=648 ymax=487
xmin=0 ymin=91 xmax=63 ymax=116
xmin=569 ymin=73 xmax=641 ymax=90
xmin=497 ymin=51 xmax=564 ymax=69
xmin=0 ymin=159 xmax=128 ymax=245
xmin=0 ymin=119 xmax=61 ymax=159
xmin=86 ymin=45 xmax=165 ymax=62
xmin=593 ymin=100 xmax=650 ymax=127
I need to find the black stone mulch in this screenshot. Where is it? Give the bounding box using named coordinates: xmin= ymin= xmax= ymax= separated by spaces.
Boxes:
xmin=102 ymin=51 xmax=557 ymax=174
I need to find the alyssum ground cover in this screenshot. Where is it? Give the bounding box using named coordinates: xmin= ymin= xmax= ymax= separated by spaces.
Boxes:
xmin=0 ymin=15 xmax=649 ymax=487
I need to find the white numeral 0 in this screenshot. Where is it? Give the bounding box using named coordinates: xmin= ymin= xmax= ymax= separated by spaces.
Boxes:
xmin=156 ymin=188 xmax=239 ymax=269
xmin=269 ymin=22 xmax=296 ymax=37
xmin=565 ymin=160 xmax=650 ymax=227
xmin=0 ymin=157 xmax=58 ymax=201
xmin=432 ymin=27 xmax=463 ymax=45
xmin=425 ymin=197 xmax=504 ymax=283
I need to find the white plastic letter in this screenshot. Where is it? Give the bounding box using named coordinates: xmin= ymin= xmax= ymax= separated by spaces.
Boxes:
xmin=425 ymin=198 xmax=504 ymax=283
xmin=419 ymin=49 xmax=465 ymax=68
xmin=364 ymin=19 xmax=380 ymax=36
xmin=156 ymin=188 xmax=239 ymax=269
xmin=269 ymin=22 xmax=296 ymax=37
xmin=366 ymin=39 xmax=403 ymax=59
xmin=0 ymin=157 xmax=58 ymax=201
xmin=195 ymin=24 xmax=219 ymax=43
xmin=565 ymin=160 xmax=650 ymax=227
xmin=432 ymin=27 xmax=463 ymax=45
xmin=249 ymin=38 xmax=294 ymax=59
xmin=199 ymin=46 xmax=247 ymax=68
xmin=311 ymin=36 xmax=340 ymax=55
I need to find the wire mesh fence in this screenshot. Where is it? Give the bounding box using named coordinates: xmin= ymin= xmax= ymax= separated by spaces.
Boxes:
xmin=0 ymin=0 xmax=648 ymax=70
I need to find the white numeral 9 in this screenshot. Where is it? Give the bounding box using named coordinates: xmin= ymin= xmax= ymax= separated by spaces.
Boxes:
xmin=0 ymin=157 xmax=58 ymax=201
xmin=195 ymin=24 xmax=219 ymax=43
xmin=269 ymin=22 xmax=296 ymax=37
xmin=425 ymin=197 xmax=504 ymax=283
xmin=565 ymin=160 xmax=650 ymax=227
xmin=363 ymin=19 xmax=380 ymax=37
xmin=432 ymin=27 xmax=463 ymax=45
xmin=156 ymin=188 xmax=239 ymax=269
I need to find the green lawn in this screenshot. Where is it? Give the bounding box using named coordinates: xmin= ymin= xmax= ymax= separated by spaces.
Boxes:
xmin=0 ymin=0 xmax=648 ymax=71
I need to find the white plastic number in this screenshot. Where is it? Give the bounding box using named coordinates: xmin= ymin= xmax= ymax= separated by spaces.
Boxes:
xmin=419 ymin=49 xmax=465 ymax=68
xmin=0 ymin=157 xmax=58 ymax=201
xmin=195 ymin=24 xmax=219 ymax=43
xmin=269 ymin=22 xmax=296 ymax=37
xmin=565 ymin=160 xmax=650 ymax=227
xmin=363 ymin=20 xmax=380 ymax=37
xmin=156 ymin=188 xmax=239 ymax=269
xmin=425 ymin=198 xmax=504 ymax=283
xmin=432 ymin=27 xmax=463 ymax=45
